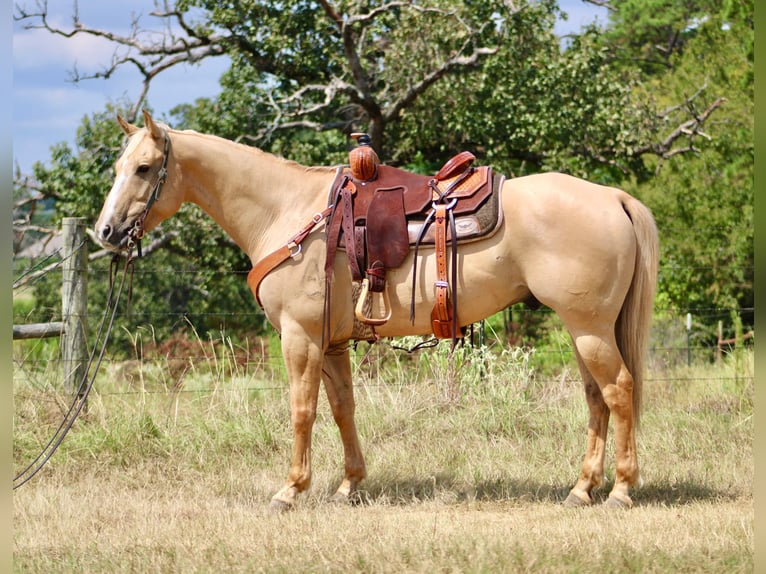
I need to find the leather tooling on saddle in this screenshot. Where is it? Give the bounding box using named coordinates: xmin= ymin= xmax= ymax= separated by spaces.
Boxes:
xmin=324 ymin=134 xmax=505 ymax=344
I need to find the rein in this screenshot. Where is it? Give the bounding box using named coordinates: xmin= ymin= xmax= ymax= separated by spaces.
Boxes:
xmin=13 ymin=252 xmax=137 ymax=489
xmin=14 ymin=131 xmax=171 ymax=489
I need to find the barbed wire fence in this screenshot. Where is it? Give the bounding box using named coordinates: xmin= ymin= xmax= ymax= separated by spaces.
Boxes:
xmin=12 ymin=222 xmax=754 ymax=397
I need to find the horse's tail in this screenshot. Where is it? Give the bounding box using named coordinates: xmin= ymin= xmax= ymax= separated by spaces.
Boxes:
xmin=617 ymin=194 xmax=659 ymax=428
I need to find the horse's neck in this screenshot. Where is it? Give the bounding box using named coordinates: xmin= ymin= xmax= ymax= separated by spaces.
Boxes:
xmin=174 ymin=131 xmax=335 ymax=261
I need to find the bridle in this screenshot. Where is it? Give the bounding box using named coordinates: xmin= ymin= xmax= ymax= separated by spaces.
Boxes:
xmin=127 ymin=129 xmax=171 ymax=257
xmin=13 ymin=129 xmax=171 ymax=489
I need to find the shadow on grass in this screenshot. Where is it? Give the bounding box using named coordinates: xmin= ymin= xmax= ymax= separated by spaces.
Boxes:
xmin=630 ymin=480 xmax=745 ymax=506
xmin=340 ymin=473 xmax=738 ymax=508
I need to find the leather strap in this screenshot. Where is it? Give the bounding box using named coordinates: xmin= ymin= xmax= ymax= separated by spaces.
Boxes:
xmin=430 ymin=201 xmax=461 ymax=345
xmin=340 ymin=183 xmax=364 ymax=281
xmin=431 ymin=204 xmax=454 ymax=339
xmin=366 ymin=260 xmax=386 ymax=292
xmin=247 ymin=205 xmax=333 ymax=307
xmin=433 ymin=205 xmax=449 ymax=321
xmin=324 ymin=177 xmax=347 ymax=277
xmin=409 ymin=208 xmax=436 ymax=323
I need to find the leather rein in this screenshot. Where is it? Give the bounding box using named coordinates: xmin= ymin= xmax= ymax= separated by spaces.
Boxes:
xmin=13 ymin=131 xmax=171 ymax=489
xmin=13 ymin=251 xmax=138 ymax=489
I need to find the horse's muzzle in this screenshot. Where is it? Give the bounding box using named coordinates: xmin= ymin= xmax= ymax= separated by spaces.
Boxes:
xmin=95 ymin=221 xmax=131 ymax=252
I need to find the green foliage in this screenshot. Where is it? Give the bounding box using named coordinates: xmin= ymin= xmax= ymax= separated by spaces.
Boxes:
xmin=13 ymin=0 xmax=753 ymax=348
xmin=623 ymin=2 xmax=753 ymax=333
xmin=601 ymin=0 xmax=726 ymax=74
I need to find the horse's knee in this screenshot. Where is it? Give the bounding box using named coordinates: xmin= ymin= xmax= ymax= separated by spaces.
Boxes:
xmin=291 ymin=405 xmax=317 ymax=431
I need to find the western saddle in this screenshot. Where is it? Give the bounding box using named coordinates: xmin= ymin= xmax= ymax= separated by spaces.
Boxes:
xmin=247 ymin=134 xmax=503 ymax=346
xmin=324 ymin=134 xmax=502 ymax=344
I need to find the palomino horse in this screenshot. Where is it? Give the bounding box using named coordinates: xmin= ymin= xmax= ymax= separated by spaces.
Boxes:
xmin=95 ymin=110 xmax=658 ymax=510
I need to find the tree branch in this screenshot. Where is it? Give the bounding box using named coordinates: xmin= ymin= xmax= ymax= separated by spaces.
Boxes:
xmin=582 ymin=0 xmax=616 ymax=12
xmin=385 ymin=45 xmax=498 ymax=124
xmin=636 ymin=95 xmax=725 ymax=159
xmin=15 ymin=0 xmax=227 ymax=121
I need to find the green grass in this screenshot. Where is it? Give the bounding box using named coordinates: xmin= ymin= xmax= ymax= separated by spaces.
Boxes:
xmin=13 ymin=335 xmax=753 ymax=573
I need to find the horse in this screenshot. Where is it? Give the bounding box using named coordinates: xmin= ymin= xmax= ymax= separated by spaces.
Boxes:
xmin=95 ymin=110 xmax=658 ymax=511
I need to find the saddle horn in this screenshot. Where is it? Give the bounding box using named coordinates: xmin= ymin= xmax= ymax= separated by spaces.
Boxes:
xmin=349 ymin=133 xmax=379 ymax=182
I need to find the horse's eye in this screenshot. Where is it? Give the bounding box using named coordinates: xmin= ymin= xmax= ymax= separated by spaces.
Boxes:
xmin=136 ymin=165 xmax=151 ymax=174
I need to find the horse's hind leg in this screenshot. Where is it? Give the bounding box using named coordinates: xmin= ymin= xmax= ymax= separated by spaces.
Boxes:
xmin=569 ymin=329 xmax=640 ymax=508
xmin=565 ymin=348 xmax=610 ymax=506
xmin=321 ymin=346 xmax=367 ymax=504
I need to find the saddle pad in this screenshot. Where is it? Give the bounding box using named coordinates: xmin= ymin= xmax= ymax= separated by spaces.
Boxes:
xmin=408 ymin=172 xmax=504 ymax=245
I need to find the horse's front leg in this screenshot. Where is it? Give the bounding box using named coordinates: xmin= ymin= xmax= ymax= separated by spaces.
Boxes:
xmin=270 ymin=327 xmax=323 ymax=512
xmin=322 ymin=345 xmax=367 ymax=503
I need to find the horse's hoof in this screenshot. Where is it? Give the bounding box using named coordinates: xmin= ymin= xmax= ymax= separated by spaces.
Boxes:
xmin=604 ymin=494 xmax=633 ymax=509
xmin=329 ymin=490 xmax=365 ymax=506
xmin=269 ymin=498 xmax=293 ymax=514
xmin=329 ymin=492 xmax=350 ymax=505
xmin=563 ymin=491 xmax=591 ymax=507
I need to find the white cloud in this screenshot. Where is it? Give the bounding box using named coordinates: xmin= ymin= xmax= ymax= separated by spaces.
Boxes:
xmin=15 ymin=86 xmax=108 ymax=125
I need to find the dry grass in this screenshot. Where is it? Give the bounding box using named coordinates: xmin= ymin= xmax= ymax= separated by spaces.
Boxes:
xmin=14 ymin=484 xmax=752 ymax=573
xmin=13 ymin=340 xmax=753 ymax=573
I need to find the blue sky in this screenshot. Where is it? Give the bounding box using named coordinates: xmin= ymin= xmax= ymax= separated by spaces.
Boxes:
xmin=12 ymin=0 xmax=607 ymax=175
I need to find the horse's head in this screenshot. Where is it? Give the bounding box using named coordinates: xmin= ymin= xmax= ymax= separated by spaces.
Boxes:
xmin=95 ymin=109 xmax=182 ymax=252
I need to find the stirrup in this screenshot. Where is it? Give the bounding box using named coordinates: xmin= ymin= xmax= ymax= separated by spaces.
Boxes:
xmin=355 ymin=278 xmax=392 ymax=326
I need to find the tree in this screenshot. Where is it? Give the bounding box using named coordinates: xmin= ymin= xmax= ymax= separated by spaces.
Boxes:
xmin=606 ymin=0 xmax=754 ymax=336
xmin=14 ymin=0 xmax=745 ymax=350
xmin=16 ymin=0 xmax=719 ymax=167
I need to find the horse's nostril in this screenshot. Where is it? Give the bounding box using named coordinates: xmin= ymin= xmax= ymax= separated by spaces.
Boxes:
xmin=100 ymin=224 xmax=112 ymax=240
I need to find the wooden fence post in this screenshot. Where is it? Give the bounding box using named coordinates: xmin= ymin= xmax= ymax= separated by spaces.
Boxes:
xmin=61 ymin=217 xmax=88 ymax=395
xmin=716 ymin=320 xmax=723 ymax=363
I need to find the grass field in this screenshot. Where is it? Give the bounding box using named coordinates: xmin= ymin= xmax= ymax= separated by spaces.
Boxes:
xmin=13 ymin=335 xmax=753 ymax=573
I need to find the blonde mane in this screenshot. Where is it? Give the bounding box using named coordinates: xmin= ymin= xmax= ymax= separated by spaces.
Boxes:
xmin=164 ymin=125 xmax=339 ymax=174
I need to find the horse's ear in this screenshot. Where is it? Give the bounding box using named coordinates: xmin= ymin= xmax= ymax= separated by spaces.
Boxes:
xmin=117 ymin=115 xmax=139 ymax=136
xmin=142 ymin=109 xmax=164 ymax=140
